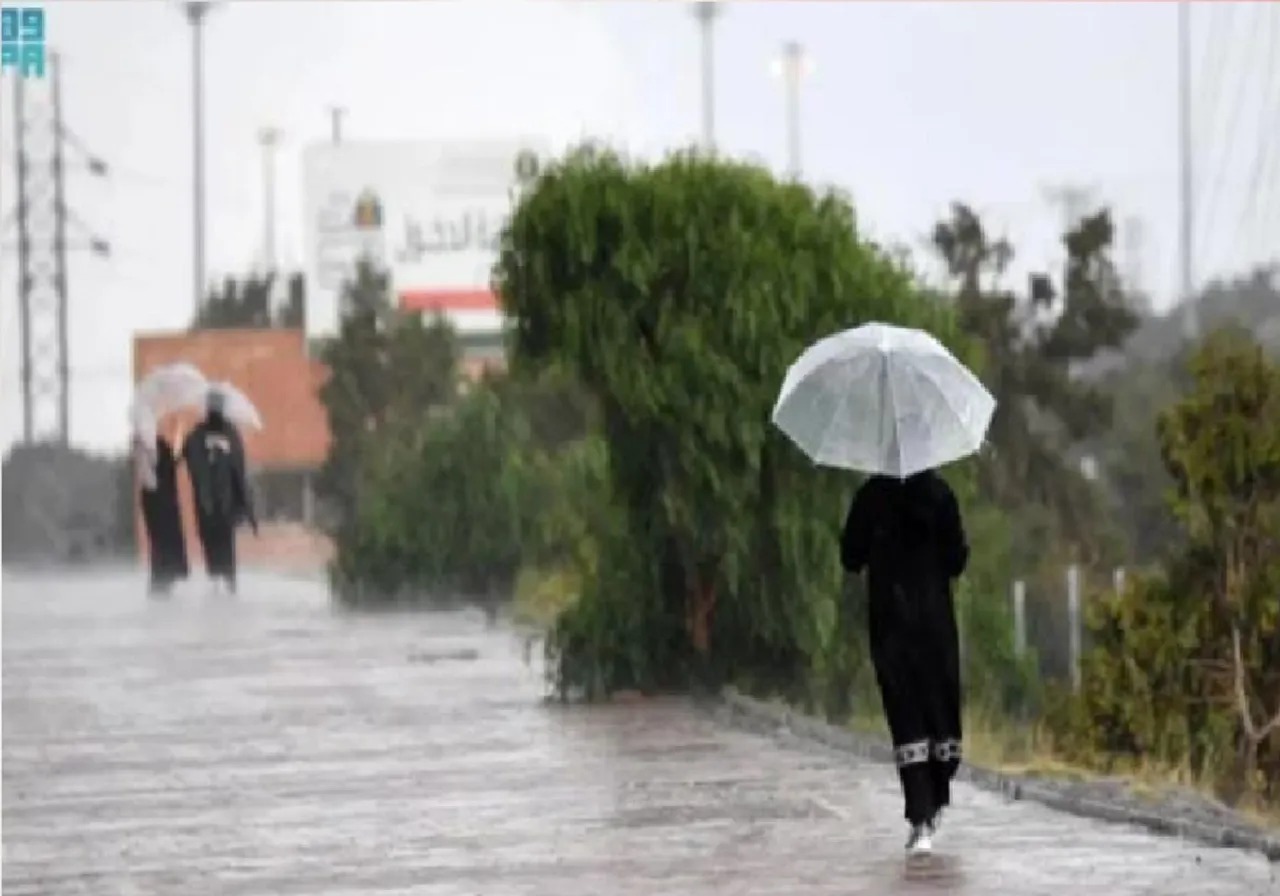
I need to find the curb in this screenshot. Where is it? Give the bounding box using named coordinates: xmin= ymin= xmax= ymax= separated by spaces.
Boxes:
xmin=716 ymin=686 xmax=1280 ymax=862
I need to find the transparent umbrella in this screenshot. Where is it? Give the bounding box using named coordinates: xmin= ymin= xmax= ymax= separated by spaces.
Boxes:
xmin=208 ymin=381 xmax=264 ymax=431
xmin=771 ymin=322 xmax=995 ymax=478
xmin=129 ymin=362 xmax=209 ymax=444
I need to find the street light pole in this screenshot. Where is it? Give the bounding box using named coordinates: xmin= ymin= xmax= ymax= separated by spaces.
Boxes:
xmin=185 ymin=1 xmax=212 ymax=321
xmin=692 ymin=1 xmax=720 ymax=152
xmin=329 ymin=106 xmax=346 ymax=145
xmin=772 ymin=41 xmax=810 ymax=179
xmin=259 ymin=126 xmax=281 ymax=274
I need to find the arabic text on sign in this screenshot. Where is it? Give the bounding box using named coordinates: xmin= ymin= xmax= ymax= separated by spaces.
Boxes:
xmin=395 ymin=210 xmax=501 ymax=263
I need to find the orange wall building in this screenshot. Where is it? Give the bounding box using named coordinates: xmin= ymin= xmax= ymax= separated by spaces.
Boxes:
xmin=134 ymin=328 xmax=330 ymax=467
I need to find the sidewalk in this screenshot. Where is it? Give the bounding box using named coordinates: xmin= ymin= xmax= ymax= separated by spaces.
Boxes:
xmin=2 ymin=569 xmax=1275 ymax=895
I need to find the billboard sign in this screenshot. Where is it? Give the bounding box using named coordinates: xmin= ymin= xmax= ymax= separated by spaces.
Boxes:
xmin=301 ymin=140 xmax=544 ymax=339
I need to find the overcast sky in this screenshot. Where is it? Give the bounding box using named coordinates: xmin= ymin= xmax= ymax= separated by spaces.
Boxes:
xmin=1 ymin=0 xmax=1276 ymax=454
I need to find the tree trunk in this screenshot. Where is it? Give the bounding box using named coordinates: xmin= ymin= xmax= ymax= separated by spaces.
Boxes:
xmin=1237 ymin=733 xmax=1260 ymax=805
xmin=1228 ymin=622 xmax=1280 ymax=804
xmin=688 ymin=573 xmax=717 ymax=656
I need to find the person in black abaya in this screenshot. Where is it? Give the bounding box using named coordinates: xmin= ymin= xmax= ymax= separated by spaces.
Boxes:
xmin=135 ymin=432 xmax=189 ymax=595
xmin=840 ymin=468 xmax=968 ymax=854
xmin=183 ymin=391 xmax=257 ymax=593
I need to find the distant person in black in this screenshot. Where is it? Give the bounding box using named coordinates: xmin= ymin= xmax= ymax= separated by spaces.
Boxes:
xmin=840 ymin=468 xmax=968 ymax=855
xmin=182 ymin=391 xmax=257 ymax=593
xmin=134 ymin=430 xmax=189 ymax=595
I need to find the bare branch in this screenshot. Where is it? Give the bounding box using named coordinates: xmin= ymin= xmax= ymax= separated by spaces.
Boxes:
xmin=1230 ymin=622 xmax=1280 ymax=743
xmin=1259 ymin=705 xmax=1280 ymax=742
xmin=1232 ymin=623 xmax=1259 ymax=742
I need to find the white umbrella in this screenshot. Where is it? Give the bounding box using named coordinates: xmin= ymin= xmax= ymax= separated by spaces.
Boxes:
xmin=208 ymin=381 xmax=264 ymax=431
xmin=771 ymin=322 xmax=995 ymax=478
xmin=129 ymin=362 xmax=209 ymax=444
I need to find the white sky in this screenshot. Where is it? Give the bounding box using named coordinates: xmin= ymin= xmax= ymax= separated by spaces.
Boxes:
xmin=1 ymin=0 xmax=1277 ymax=454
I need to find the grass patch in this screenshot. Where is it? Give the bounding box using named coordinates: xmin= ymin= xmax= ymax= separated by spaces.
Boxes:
xmin=845 ymin=703 xmax=1071 ymax=774
xmin=844 ymin=701 xmax=1279 ymax=830
xmin=511 ymin=565 xmax=580 ymax=629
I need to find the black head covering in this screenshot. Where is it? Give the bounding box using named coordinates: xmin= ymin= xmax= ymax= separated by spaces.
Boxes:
xmin=205 ymin=389 xmax=227 ymax=428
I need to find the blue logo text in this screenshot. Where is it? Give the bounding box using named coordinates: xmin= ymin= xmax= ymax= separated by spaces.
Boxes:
xmin=1 ymin=7 xmax=45 ymax=79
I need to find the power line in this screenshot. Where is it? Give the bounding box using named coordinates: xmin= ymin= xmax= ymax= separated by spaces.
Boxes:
xmin=1196 ymin=5 xmax=1280 ymax=279
xmin=1187 ymin=0 xmax=1226 ymax=286
xmin=1193 ymin=2 xmax=1229 ymax=131
xmin=1252 ymin=107 xmax=1280 ymax=256
xmin=1238 ymin=7 xmax=1280 ymax=261
xmin=1195 ymin=4 xmax=1249 ymax=276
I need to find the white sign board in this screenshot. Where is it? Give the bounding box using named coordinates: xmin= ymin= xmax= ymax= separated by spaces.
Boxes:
xmin=301 ymin=140 xmax=544 ymax=339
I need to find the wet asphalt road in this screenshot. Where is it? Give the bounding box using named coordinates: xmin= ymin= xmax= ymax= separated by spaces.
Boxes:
xmin=3 ymin=569 xmax=1277 ymax=895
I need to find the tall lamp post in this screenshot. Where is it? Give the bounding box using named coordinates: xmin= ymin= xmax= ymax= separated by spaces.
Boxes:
xmin=329 ymin=106 xmax=346 ymax=145
xmin=691 ymin=0 xmax=720 ymax=152
xmin=259 ymin=126 xmax=281 ymax=274
xmin=184 ymin=1 xmax=215 ymax=321
xmin=771 ymin=41 xmax=812 ymax=179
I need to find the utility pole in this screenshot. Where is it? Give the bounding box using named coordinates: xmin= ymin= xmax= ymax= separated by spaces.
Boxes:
xmin=6 ymin=52 xmax=110 ymax=445
xmin=15 ymin=67 xmax=33 ymax=442
xmin=51 ymin=50 xmax=70 ymax=441
xmin=259 ymin=126 xmax=281 ymax=273
xmin=328 ymin=106 xmax=345 ymax=145
xmin=1042 ymin=183 xmax=1096 ymax=312
xmin=185 ymin=1 xmax=214 ymax=321
xmin=1044 ymin=184 xmax=1095 ymax=233
xmin=1177 ymin=0 xmax=1196 ymax=340
xmin=692 ymin=1 xmax=720 ymax=152
xmin=1123 ymin=215 xmax=1146 ymax=303
xmin=772 ymin=41 xmax=811 ymax=179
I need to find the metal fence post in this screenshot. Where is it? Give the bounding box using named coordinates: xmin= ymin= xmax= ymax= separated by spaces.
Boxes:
xmin=1012 ymin=579 xmax=1026 ymax=658
xmin=1067 ymin=564 xmax=1081 ymax=693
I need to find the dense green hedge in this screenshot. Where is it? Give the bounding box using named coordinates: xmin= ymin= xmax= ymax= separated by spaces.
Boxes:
xmin=493 ymin=147 xmax=992 ymax=702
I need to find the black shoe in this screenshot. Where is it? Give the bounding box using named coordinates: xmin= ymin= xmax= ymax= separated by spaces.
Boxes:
xmin=928 ymin=808 xmax=944 ymax=837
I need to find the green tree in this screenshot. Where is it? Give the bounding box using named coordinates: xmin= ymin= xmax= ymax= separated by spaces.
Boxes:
xmin=930 ymin=203 xmax=1137 ymax=561
xmin=1056 ymin=327 xmax=1280 ymax=804
xmin=194 ymin=271 xmax=306 ymax=330
xmin=330 ymin=362 xmax=597 ymax=614
xmin=336 ymin=383 xmax=529 ymax=603
xmin=1158 ymin=327 xmax=1280 ymax=794
xmin=1090 ymin=348 xmax=1191 ymax=564
xmin=495 ymin=146 xmax=969 ymax=700
xmin=315 ymin=260 xmax=459 ymax=553
xmin=1094 ymin=266 xmax=1280 ymax=564
xmin=278 ymin=273 xmax=306 ymax=328
xmin=1124 ymin=265 xmax=1280 ymax=364
xmin=2 ymin=444 xmax=135 ymax=562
